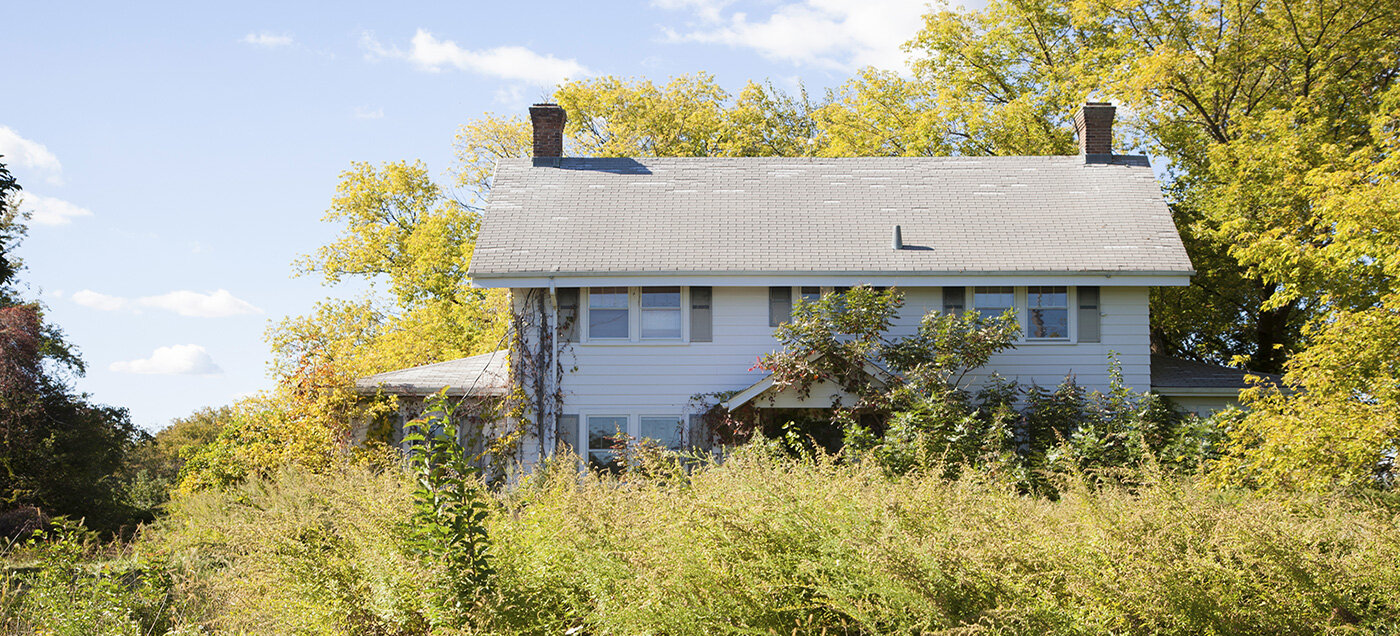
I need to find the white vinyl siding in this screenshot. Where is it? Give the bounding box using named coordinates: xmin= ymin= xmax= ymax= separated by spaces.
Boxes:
xmin=512 ymin=285 xmax=1153 ymax=469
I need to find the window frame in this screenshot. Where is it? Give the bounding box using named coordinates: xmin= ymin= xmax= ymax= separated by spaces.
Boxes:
xmin=584 ymin=286 xmax=632 ymax=341
xmin=584 ymin=414 xmax=629 ymax=472
xmin=1024 ymin=285 xmax=1071 ymax=341
xmin=565 ymin=412 xmax=691 ymax=468
xmin=953 ymin=286 xmax=1084 ymax=345
xmin=581 ymin=287 xmax=691 ymax=344
xmin=639 ymin=286 xmax=684 ymax=341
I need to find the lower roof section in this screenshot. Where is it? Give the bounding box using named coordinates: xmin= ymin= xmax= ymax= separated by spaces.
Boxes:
xmin=1150 ymin=355 xmax=1283 ymax=396
xmin=355 ymin=350 xmax=509 ymax=398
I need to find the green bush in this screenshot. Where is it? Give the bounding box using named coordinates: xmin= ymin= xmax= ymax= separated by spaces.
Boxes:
xmin=14 ymin=448 xmax=1399 ymax=634
xmin=139 ymin=456 xmax=440 ymax=634
xmin=0 ymin=518 xmax=186 ymax=635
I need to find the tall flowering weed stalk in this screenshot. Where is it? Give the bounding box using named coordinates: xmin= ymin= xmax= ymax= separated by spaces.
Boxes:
xmin=401 ymin=389 xmax=494 ymax=620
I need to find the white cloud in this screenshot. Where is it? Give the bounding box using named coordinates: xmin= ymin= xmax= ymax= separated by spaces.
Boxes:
xmin=137 ymin=289 xmax=262 ymax=318
xmin=0 ymin=125 xmax=63 ymax=185
xmin=242 ymin=31 xmax=294 ymax=48
xmin=657 ymin=0 xmax=930 ymax=72
xmin=361 ymin=29 xmax=590 ymax=86
xmin=493 ymin=85 xmax=526 ymax=105
xmin=71 ymin=288 xmax=261 ymax=318
xmin=22 ymin=193 xmax=93 ymax=226
xmin=352 ymin=106 xmax=384 ymax=120
xmin=72 ymin=289 xmax=129 ymax=312
xmin=652 ymin=0 xmax=736 ymax=22
xmin=110 ymin=344 xmax=222 ymax=375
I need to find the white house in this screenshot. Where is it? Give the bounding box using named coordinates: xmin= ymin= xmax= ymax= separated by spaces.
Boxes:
xmin=357 ymin=102 xmax=1262 ymax=470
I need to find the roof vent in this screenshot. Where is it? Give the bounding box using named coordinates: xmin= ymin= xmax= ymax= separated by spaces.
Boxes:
xmin=892 ymin=225 xmax=903 ymax=250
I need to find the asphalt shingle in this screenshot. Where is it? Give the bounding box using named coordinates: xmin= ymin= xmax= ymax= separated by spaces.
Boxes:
xmin=468 ymin=156 xmax=1193 ymax=277
xmin=354 ymin=350 xmax=509 ymax=397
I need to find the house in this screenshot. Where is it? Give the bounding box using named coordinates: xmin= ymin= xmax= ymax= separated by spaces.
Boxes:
xmin=357 ymin=101 xmax=1262 ymax=470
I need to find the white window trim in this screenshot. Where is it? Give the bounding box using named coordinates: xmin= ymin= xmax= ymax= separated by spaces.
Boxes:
xmin=583 ymin=413 xmax=630 ymax=469
xmin=569 ymin=412 xmax=691 ymax=465
xmin=956 ymin=286 xmax=1080 ymax=345
xmin=636 ymin=413 xmax=687 ymax=450
xmin=581 ymin=287 xmax=690 ymax=344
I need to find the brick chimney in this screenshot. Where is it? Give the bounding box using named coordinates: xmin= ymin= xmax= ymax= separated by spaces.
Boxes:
xmin=1074 ymin=102 xmax=1115 ymax=159
xmin=529 ymin=103 xmax=567 ymax=158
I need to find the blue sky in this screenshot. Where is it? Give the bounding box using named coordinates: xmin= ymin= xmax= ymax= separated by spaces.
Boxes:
xmin=3 ymin=0 xmax=953 ymax=431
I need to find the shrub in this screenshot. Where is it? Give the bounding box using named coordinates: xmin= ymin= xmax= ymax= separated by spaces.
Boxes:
xmin=141 ymin=457 xmax=438 ymax=634
xmin=0 ymin=518 xmax=183 ymax=635
xmin=475 ymin=447 xmax=1400 ymax=634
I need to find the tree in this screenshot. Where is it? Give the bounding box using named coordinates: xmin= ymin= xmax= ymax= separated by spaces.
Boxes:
xmin=905 ymin=0 xmax=1400 ymax=373
xmin=225 ymin=160 xmax=510 ymax=491
xmin=1212 ymin=85 xmax=1400 ymax=490
xmin=0 ymin=157 xmax=144 ymax=532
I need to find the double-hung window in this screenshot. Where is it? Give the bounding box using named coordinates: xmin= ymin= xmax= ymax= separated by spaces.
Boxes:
xmin=639 ymin=416 xmax=684 ymax=451
xmin=588 ymin=287 xmax=629 ymax=339
xmin=586 ymin=415 xmax=627 ymax=472
xmin=1026 ymin=286 xmax=1069 ymax=339
xmin=973 ymin=286 xmax=1015 ymax=320
xmin=585 ymin=287 xmax=695 ymax=341
xmin=640 ymin=287 xmax=682 ymax=339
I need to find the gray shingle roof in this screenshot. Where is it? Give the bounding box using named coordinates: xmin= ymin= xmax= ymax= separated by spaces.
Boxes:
xmin=354 ymin=350 xmax=509 ymax=397
xmin=1150 ymin=355 xmax=1282 ymax=391
xmin=469 ymin=156 xmax=1193 ymax=278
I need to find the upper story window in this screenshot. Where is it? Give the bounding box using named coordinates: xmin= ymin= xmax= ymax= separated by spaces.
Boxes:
xmin=973 ymin=286 xmax=1015 ymax=320
xmin=640 ymin=286 xmax=682 ymax=339
xmin=1027 ymin=286 xmax=1069 ymax=339
xmin=581 ymin=287 xmax=704 ymax=343
xmin=948 ymin=286 xmax=1101 ymax=344
xmin=588 ymin=287 xmax=629 ymax=339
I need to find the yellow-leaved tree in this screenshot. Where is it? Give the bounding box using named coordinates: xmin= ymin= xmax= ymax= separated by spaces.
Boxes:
xmin=180 ymin=161 xmax=508 ymax=492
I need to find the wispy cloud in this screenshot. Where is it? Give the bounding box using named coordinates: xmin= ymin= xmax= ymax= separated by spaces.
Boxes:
xmin=0 ymin=125 xmax=64 ymax=185
xmin=655 ymin=0 xmax=929 ymax=72
xmin=352 ymin=106 xmax=384 ymax=120
xmin=22 ymin=193 xmax=93 ymax=226
xmin=361 ymin=29 xmax=590 ymax=86
xmin=71 ymin=289 xmax=262 ymax=318
xmin=139 ymin=289 xmax=262 ymax=318
xmin=241 ymin=31 xmax=294 ymax=48
xmin=110 ymin=344 xmax=222 ymax=375
xmin=72 ymin=289 xmax=128 ymax=312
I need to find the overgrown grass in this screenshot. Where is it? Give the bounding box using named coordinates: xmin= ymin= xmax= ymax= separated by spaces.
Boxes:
xmin=481 ymin=448 xmax=1400 ymax=634
xmin=6 ymin=447 xmax=1399 ymax=634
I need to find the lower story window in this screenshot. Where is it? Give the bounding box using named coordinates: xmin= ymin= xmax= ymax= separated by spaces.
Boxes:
xmin=587 ymin=415 xmax=627 ymax=472
xmin=639 ymin=416 xmax=684 ymax=450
